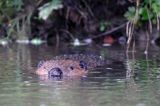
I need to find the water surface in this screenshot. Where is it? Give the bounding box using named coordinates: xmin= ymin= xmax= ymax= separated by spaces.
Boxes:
xmin=0 ymin=43 xmax=160 ymax=106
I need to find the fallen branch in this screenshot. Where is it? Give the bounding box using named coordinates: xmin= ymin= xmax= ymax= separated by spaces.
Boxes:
xmin=92 ymin=22 xmax=127 ymax=39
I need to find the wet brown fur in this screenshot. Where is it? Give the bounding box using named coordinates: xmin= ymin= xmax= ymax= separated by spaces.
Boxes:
xmin=36 ymin=54 xmax=106 ymax=76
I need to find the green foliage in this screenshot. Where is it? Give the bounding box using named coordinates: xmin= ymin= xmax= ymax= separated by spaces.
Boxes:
xmin=99 ymin=21 xmax=106 ymax=32
xmin=0 ymin=0 xmax=23 ymax=23
xmin=38 ymin=0 xmax=63 ymax=20
xmin=124 ymin=7 xmax=136 ymax=22
xmin=11 ymin=0 xmax=23 ymax=11
xmin=0 ymin=0 xmax=63 ymax=41
xmin=99 ymin=21 xmax=111 ymax=32
xmin=0 ymin=0 xmax=23 ymax=14
xmin=124 ymin=0 xmax=160 ymax=23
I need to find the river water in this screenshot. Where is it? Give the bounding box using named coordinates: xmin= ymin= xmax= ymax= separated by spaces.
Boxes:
xmin=0 ymin=43 xmax=160 ymax=106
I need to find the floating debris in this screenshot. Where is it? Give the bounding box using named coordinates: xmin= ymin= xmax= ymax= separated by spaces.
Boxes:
xmin=102 ymin=43 xmax=111 ymax=46
xmin=73 ymin=38 xmax=80 ymax=46
xmin=16 ymin=39 xmax=30 ymax=44
xmin=16 ymin=38 xmax=46 ymax=45
xmin=71 ymin=38 xmax=90 ymax=46
xmin=0 ymin=39 xmax=9 ymax=46
xmin=83 ymin=38 xmax=92 ymax=44
xmin=30 ymin=38 xmax=46 ymax=45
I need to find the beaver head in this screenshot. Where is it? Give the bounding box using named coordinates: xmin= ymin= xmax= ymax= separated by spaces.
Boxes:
xmin=36 ymin=60 xmax=88 ymax=78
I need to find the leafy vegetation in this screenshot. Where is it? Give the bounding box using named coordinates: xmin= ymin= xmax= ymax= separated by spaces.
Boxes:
xmin=0 ymin=0 xmax=160 ymax=46
xmin=125 ymin=0 xmax=160 ymax=24
xmin=0 ymin=0 xmax=28 ymax=42
xmin=38 ymin=0 xmax=63 ymax=20
xmin=0 ymin=0 xmax=23 ymax=23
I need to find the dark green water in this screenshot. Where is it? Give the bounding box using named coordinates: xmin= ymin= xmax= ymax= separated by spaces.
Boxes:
xmin=0 ymin=43 xmax=160 ymax=106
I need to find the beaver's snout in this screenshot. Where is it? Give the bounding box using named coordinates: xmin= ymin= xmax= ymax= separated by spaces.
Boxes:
xmin=48 ymin=67 xmax=63 ymax=78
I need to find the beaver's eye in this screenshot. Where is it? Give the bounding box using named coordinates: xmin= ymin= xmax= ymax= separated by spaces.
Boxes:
xmin=79 ymin=60 xmax=87 ymax=70
xmin=70 ymin=66 xmax=74 ymax=70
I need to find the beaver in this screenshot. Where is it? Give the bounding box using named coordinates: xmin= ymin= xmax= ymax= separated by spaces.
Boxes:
xmin=36 ymin=54 xmax=106 ymax=78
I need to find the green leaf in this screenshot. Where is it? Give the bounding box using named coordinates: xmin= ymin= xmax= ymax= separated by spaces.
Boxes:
xmin=99 ymin=22 xmax=106 ymax=32
xmin=124 ymin=7 xmax=136 ymax=21
xmin=38 ymin=0 xmax=63 ymax=20
xmin=12 ymin=0 xmax=23 ymax=11
xmin=140 ymin=8 xmax=149 ymax=20
xmin=155 ymin=0 xmax=160 ymax=5
xmin=152 ymin=3 xmax=160 ymax=15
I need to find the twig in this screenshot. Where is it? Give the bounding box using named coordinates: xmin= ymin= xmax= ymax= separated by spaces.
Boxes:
xmin=37 ymin=0 xmax=44 ymax=6
xmin=157 ymin=15 xmax=159 ymax=31
xmin=60 ymin=29 xmax=75 ymax=40
xmin=92 ymin=22 xmax=127 ymax=39
xmin=82 ymin=0 xmax=94 ymax=18
xmin=144 ymin=31 xmax=150 ymax=54
xmin=147 ymin=8 xmax=152 ymax=33
xmin=126 ymin=22 xmax=135 ymax=52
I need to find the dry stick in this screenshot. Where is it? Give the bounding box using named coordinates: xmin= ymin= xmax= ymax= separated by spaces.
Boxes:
xmin=60 ymin=29 xmax=75 ymax=40
xmin=126 ymin=22 xmax=134 ymax=52
xmin=129 ymin=0 xmax=139 ymax=52
xmin=61 ymin=22 xmax=127 ymax=40
xmin=126 ymin=22 xmax=130 ymax=47
xmin=60 ymin=22 xmax=127 ymax=41
xmin=144 ymin=31 xmax=150 ymax=54
xmin=131 ymin=23 xmax=135 ymax=52
xmin=37 ymin=0 xmax=44 ymax=6
xmin=126 ymin=0 xmax=139 ymax=52
xmin=127 ymin=22 xmax=132 ymax=44
xmin=149 ymin=17 xmax=153 ymax=34
xmin=82 ymin=0 xmax=94 ymax=18
xmin=147 ymin=9 xmax=152 ymax=34
xmin=126 ymin=22 xmax=128 ymax=35
xmin=143 ymin=8 xmax=152 ymax=54
xmin=126 ymin=22 xmax=129 ymax=36
xmin=73 ymin=4 xmax=87 ymax=21
xmin=92 ymin=22 xmax=127 ymax=39
xmin=157 ymin=15 xmax=159 ymax=31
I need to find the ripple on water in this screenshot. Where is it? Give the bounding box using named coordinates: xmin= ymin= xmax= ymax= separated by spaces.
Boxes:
xmin=0 ymin=44 xmax=160 ymax=106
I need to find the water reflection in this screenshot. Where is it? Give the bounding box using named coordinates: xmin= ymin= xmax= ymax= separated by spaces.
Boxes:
xmin=0 ymin=43 xmax=160 ymax=106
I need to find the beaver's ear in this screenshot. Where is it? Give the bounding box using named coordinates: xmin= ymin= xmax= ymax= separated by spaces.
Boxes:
xmin=79 ymin=60 xmax=87 ymax=70
xmin=37 ymin=60 xmax=45 ymax=68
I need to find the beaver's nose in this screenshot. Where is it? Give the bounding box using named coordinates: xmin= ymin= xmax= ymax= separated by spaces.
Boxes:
xmin=48 ymin=68 xmax=63 ymax=77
